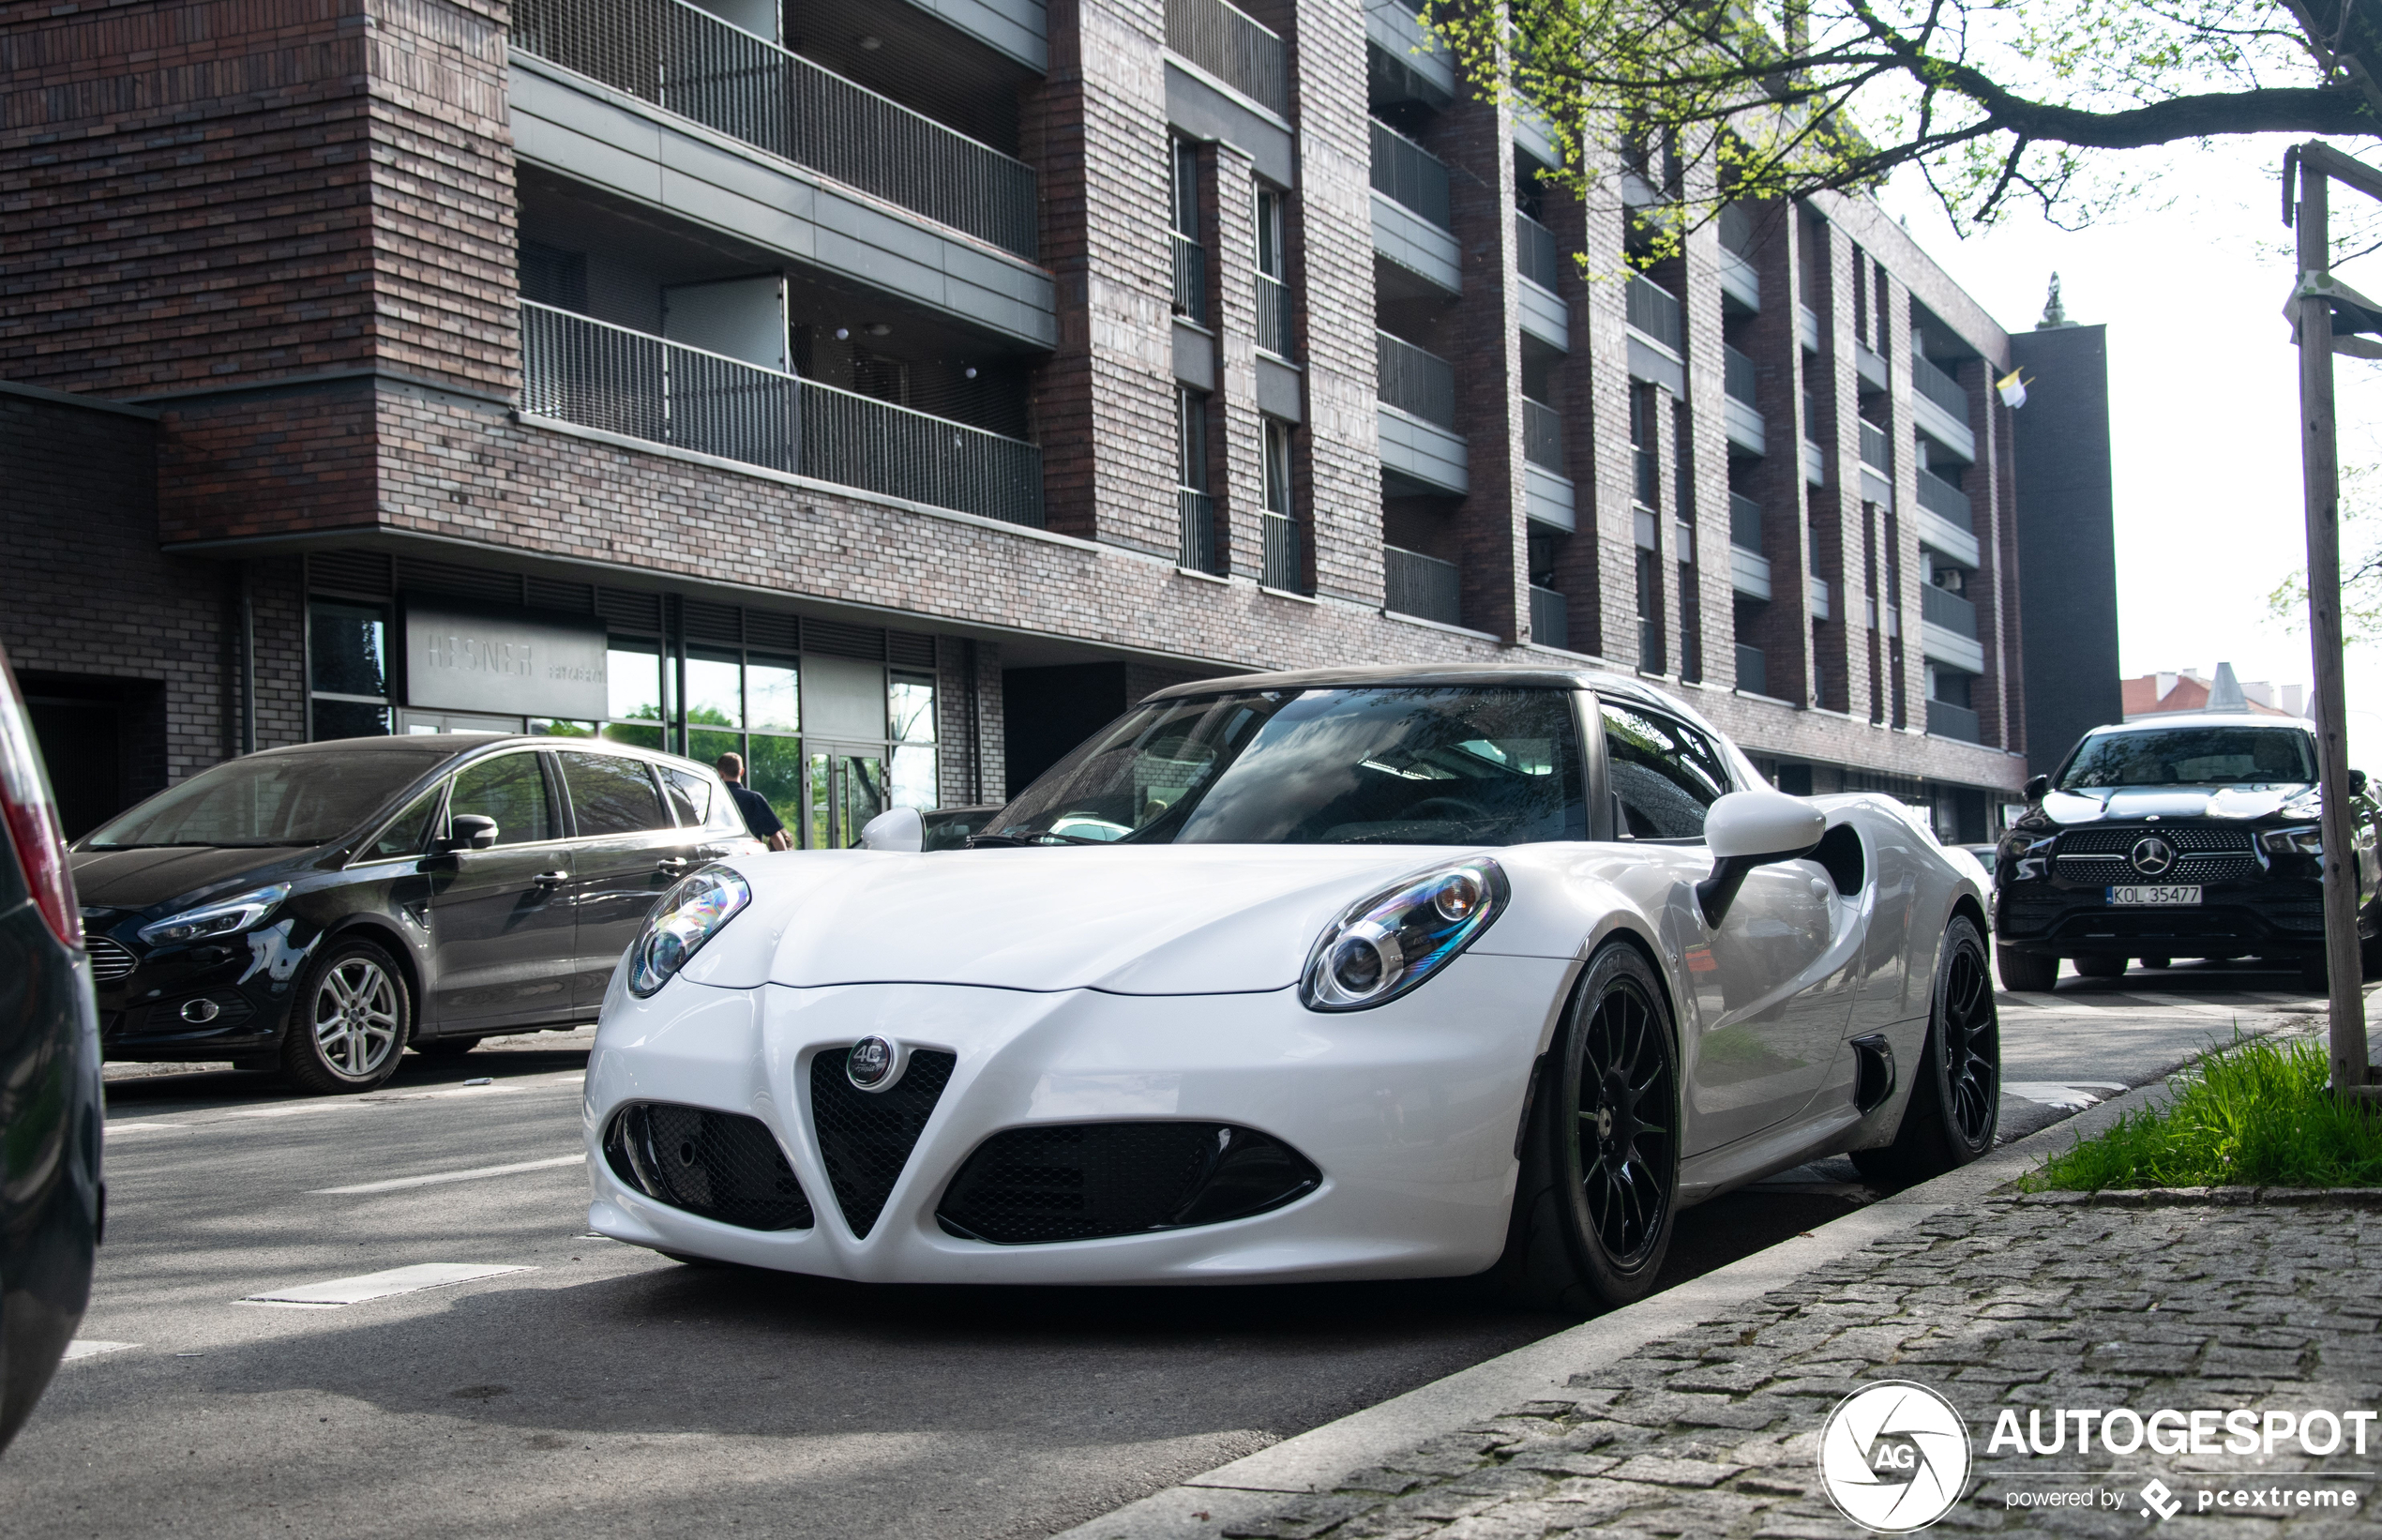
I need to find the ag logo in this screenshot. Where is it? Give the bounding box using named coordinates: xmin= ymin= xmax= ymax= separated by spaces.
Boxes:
xmin=1817 ymin=1381 xmax=1972 ymax=1533
xmin=2130 ymin=836 xmax=2177 ymax=877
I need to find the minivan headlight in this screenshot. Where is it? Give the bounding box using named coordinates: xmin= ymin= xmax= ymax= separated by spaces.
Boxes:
xmin=627 ymin=868 xmax=749 ymax=997
xmin=139 ymin=883 xmax=291 ymax=946
xmin=1302 ymin=858 xmax=1508 ymax=1011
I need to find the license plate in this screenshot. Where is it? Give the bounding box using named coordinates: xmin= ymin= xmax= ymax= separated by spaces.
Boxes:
xmin=2107 ymin=884 xmax=2202 ymax=906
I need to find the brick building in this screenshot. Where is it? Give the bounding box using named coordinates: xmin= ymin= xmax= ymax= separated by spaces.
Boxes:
xmin=2 ymin=0 xmax=2107 ymax=840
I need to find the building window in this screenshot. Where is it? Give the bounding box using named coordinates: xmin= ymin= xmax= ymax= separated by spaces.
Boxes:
xmin=1170 ymin=140 xmax=1205 ymax=320
xmin=308 ymin=599 xmax=392 ymax=741
xmin=1177 ymin=386 xmax=1216 ymax=573
xmin=1630 ymin=385 xmax=1658 ymax=509
xmin=1260 ymin=416 xmax=1301 ymax=591
xmin=1254 ymin=186 xmax=1290 ymax=358
xmin=1636 ymin=548 xmax=1663 ymax=674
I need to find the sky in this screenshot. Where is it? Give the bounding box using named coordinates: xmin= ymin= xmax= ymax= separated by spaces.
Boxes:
xmin=1879 ymin=134 xmax=2382 ymax=764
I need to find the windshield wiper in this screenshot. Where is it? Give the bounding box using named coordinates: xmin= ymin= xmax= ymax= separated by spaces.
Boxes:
xmin=964 ymin=831 xmax=1109 ymax=848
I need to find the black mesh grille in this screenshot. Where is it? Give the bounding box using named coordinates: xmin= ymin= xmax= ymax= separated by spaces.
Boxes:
xmin=2057 ymin=852 xmax=2262 ymax=883
xmin=2058 ymin=826 xmax=2254 ymax=854
xmin=809 ymin=1048 xmax=957 ymax=1237
xmin=603 ymin=1103 xmax=813 ymax=1230
xmin=938 ymin=1123 xmax=1322 ymax=1245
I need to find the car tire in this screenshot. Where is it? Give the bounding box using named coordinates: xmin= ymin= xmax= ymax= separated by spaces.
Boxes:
xmin=1488 ymin=942 xmax=1680 ymax=1316
xmin=2073 ymin=953 xmax=2127 ymax=979
xmin=1996 ymin=944 xmax=2058 ymax=992
xmin=2139 ymin=956 xmax=2171 ymax=970
xmin=1853 ymin=915 xmax=2000 ymax=1185
xmin=280 ymin=938 xmax=410 ymax=1095
xmin=2300 ymin=955 xmax=2330 ymax=992
xmin=413 ymin=1035 xmax=483 ymax=1062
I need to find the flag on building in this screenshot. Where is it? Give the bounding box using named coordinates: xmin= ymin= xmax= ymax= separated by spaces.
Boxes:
xmin=1996 ymin=369 xmax=2029 ymax=409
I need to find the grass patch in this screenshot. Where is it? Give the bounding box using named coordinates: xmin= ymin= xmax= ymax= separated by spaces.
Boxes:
xmin=2025 ymin=1034 xmax=2382 ymax=1191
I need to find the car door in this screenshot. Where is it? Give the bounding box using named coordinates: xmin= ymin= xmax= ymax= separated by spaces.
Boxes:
xmin=427 ymin=749 xmax=578 ymax=1033
xmin=557 ymin=750 xmax=704 ymax=1011
xmin=1599 ymin=701 xmax=1854 ymax=1154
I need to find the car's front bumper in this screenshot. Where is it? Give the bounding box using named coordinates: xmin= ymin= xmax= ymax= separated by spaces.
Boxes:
xmin=1994 ymin=880 xmax=2329 ymax=958
xmin=90 ymin=929 xmax=301 ymax=1061
xmin=582 ymin=952 xmax=1573 ymax=1285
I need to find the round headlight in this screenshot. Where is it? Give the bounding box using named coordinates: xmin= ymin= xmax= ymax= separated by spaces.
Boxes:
xmin=1301 ymin=858 xmax=1508 ymax=1012
xmin=1431 ymin=871 xmax=1483 ymax=923
xmin=1321 ymin=922 xmax=1404 ymax=1004
xmin=626 ymin=867 xmax=750 ymax=997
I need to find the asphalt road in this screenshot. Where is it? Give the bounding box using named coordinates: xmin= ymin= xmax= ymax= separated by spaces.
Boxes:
xmin=6 ymin=961 xmax=2337 ymax=1539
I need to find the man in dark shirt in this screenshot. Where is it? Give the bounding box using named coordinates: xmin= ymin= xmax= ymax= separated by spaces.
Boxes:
xmin=716 ymin=752 xmax=792 ymax=851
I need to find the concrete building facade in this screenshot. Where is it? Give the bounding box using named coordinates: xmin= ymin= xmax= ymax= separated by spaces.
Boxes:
xmin=3 ymin=0 xmax=2103 ymax=840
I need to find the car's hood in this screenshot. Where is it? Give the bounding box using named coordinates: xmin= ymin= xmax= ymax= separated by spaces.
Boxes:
xmin=748 ymin=845 xmax=1476 ymax=994
xmin=2042 ymin=784 xmax=2314 ymax=825
xmin=68 ymin=844 xmax=310 ymax=913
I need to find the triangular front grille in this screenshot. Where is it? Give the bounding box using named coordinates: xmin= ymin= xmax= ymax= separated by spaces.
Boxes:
xmin=808 ymin=1048 xmax=957 ymax=1237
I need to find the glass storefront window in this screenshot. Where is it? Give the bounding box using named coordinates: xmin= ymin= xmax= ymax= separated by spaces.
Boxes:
xmin=311 ymin=700 xmax=391 ymax=742
xmin=310 ymin=601 xmax=388 ymax=699
xmin=531 ymin=719 xmax=597 ymax=738
xmin=686 ymin=650 xmax=742 ymax=731
xmin=889 ymin=672 xmax=936 ymax=744
xmin=688 ymin=727 xmax=741 ymax=774
xmin=608 ymin=641 xmax=663 ymax=721
xmin=749 ymin=657 xmax=800 ymax=732
xmin=891 ymin=744 xmax=938 ymax=810
xmin=747 ymin=733 xmax=804 ymax=834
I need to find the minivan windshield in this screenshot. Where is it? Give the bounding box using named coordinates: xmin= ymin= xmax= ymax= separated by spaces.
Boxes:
xmin=83 ymin=748 xmax=449 ymax=849
xmin=2057 ymin=726 xmax=2317 ymax=791
xmin=989 ymin=687 xmax=1588 ymax=846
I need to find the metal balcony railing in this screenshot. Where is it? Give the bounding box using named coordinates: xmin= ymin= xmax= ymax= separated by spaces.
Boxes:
xmin=1912 ymin=352 xmax=1968 ymax=418
xmin=1261 ymin=511 xmax=1302 ymax=591
xmin=520 ymin=302 xmax=1043 ymax=527
xmin=1166 ymin=0 xmax=1289 ymax=115
xmin=1729 ymin=491 xmax=1762 ymax=551
xmin=1515 ymin=210 xmax=1560 ymax=290
xmin=1370 ymin=119 xmax=1453 ymax=230
xmin=1530 ymin=584 xmax=1567 ymax=649
xmin=1178 ymin=488 xmax=1218 ymax=572
xmin=1522 ymin=399 xmax=1563 ymax=472
xmin=1735 ymin=643 xmax=1767 ymax=696
xmin=1255 ymin=271 xmax=1291 ymax=357
xmin=1723 ymin=344 xmax=1757 ymax=405
xmin=1172 ymin=232 xmax=1207 ymax=321
xmin=1376 ymin=331 xmax=1457 ymax=430
xmin=1718 ymin=202 xmax=1756 ymax=257
xmin=1384 ymin=544 xmax=1462 ymax=625
xmin=1626 ymin=273 xmax=1683 ymax=354
xmin=512 ymin=0 xmax=1037 ymax=259
xmin=1921 ymin=581 xmax=1977 ymax=639
xmin=1859 ymin=418 xmax=1892 ymax=473
xmin=1927 ymin=699 xmax=1982 ymax=743
xmin=1916 ymin=467 xmax=1973 ymax=532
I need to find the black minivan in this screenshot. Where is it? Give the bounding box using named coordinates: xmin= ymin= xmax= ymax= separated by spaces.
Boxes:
xmin=70 ymin=735 xmax=762 ymax=1094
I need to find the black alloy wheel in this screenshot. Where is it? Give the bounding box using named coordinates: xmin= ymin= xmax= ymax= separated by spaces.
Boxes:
xmin=1489 ymin=943 xmax=1680 ymax=1314
xmin=1855 ymin=914 xmax=1999 ymax=1183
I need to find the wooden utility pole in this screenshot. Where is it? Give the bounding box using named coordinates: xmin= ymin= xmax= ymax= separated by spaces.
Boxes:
xmin=2288 ymin=143 xmax=2373 ymax=1095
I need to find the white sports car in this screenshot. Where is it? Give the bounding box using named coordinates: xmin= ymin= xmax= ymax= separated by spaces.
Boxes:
xmin=584 ymin=665 xmax=1998 ymax=1311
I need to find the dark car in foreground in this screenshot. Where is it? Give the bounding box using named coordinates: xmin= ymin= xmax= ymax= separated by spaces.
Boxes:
xmin=1992 ymin=713 xmax=2381 ymax=991
xmin=0 ymin=646 xmax=104 ymax=1453
xmin=70 ymin=735 xmax=761 ymax=1094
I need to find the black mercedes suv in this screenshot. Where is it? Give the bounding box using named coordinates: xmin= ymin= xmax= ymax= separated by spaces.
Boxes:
xmin=69 ymin=735 xmax=761 ymax=1094
xmin=1992 ymin=714 xmax=2382 ymax=990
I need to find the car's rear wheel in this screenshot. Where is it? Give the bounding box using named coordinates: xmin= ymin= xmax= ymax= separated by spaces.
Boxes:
xmin=1489 ymin=943 xmax=1679 ymax=1315
xmin=2139 ymin=956 xmax=2172 ymax=970
xmin=1996 ymin=944 xmax=2058 ymax=992
xmin=1854 ymin=915 xmax=1999 ymax=1185
xmin=2073 ymin=953 xmax=2127 ymax=979
xmin=281 ymin=939 xmax=409 ymax=1095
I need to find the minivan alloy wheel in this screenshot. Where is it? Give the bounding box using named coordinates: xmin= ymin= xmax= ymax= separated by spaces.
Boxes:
xmin=313 ymin=958 xmax=400 ymax=1078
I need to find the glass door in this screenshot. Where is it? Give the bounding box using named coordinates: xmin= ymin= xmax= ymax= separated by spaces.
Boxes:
xmin=807 ymin=746 xmax=889 ymax=848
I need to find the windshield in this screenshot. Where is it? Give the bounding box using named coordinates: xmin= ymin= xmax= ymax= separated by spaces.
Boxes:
xmin=83 ymin=748 xmax=448 ymax=849
xmin=991 ymin=687 xmax=1588 ymax=846
xmin=2057 ymin=727 xmax=2317 ymax=791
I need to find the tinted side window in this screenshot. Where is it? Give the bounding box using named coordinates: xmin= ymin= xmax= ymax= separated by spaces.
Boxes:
xmin=1603 ymin=702 xmax=1731 ymax=840
xmin=364 ymin=784 xmax=444 ymax=860
xmin=447 ymin=753 xmax=557 ymax=846
xmin=560 ymin=751 xmax=671 ymax=837
xmin=657 ymin=765 xmax=714 ymax=828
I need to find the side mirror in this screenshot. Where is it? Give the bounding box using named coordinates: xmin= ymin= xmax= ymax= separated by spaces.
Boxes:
xmin=859 ymin=805 xmax=924 ymax=853
xmin=2352 ymin=769 xmax=2370 ymax=797
xmin=441 ymin=814 xmax=499 ymax=853
xmin=1697 ymin=790 xmax=1827 ymax=927
xmin=2024 ymin=774 xmax=2050 ymax=803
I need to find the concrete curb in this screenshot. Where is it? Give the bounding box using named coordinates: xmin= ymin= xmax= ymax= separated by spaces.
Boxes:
xmin=1049 ymin=1077 xmax=2179 ymax=1540
xmin=2015 ymin=1185 xmax=2382 ymax=1208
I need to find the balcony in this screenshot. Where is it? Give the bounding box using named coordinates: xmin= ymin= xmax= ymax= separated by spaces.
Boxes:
xmin=1728 ymin=491 xmax=1770 ymax=598
xmin=1806 ymin=573 xmax=1830 ymax=620
xmin=1179 ymin=488 xmax=1218 ymax=573
xmin=1798 ymin=303 xmax=1820 ymax=353
xmin=1854 ymin=340 xmax=1888 ymax=392
xmin=1513 ymin=211 xmax=1570 ymax=350
xmin=1516 ymin=211 xmax=1561 ymax=291
xmin=1716 ymin=203 xmax=1759 ymax=311
xmin=1166 ymin=0 xmax=1289 ymax=116
xmin=1916 ymin=466 xmax=1982 ymax=568
xmin=1927 ymin=699 xmax=1982 ymax=743
xmin=1530 ymin=584 xmax=1568 ymax=649
xmin=1921 ymin=582 xmax=1976 ymax=639
xmin=1377 ymin=331 xmax=1456 ymax=430
xmin=512 ymin=0 xmax=1037 ymax=259
xmin=1625 ymin=273 xmax=1683 ymax=355
xmin=1722 ymin=344 xmax=1765 ymax=457
xmin=1376 ymin=331 xmax=1466 ymax=494
xmin=1371 ymin=120 xmax=1453 ymax=229
xmin=1911 ymin=351 xmax=1978 ymax=462
xmin=1920 ymin=582 xmax=1986 ymax=672
xmin=1735 ymin=643 xmax=1767 ymax=697
xmin=1172 ymin=232 xmax=1207 ymax=320
xmin=1912 ymin=353 xmax=1967 ymax=418
xmin=1857 ymin=418 xmax=1893 ymax=510
xmin=1255 ymin=271 xmax=1290 ymax=356
xmin=1262 ymin=511 xmax=1303 ymax=591
xmin=1385 ymin=544 xmax=1463 ymax=626
xmin=1522 ymin=399 xmax=1563 ymax=472
xmin=520 ymin=302 xmax=1043 ymax=526
xmin=1730 ymin=491 xmax=1763 ymax=551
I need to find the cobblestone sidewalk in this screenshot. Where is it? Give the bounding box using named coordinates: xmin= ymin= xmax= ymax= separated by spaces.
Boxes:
xmin=1213 ymin=1194 xmax=2382 ymax=1539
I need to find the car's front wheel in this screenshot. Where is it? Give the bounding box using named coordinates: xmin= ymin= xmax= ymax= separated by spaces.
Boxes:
xmin=1996 ymin=944 xmax=2058 ymax=992
xmin=1855 ymin=915 xmax=1999 ymax=1184
xmin=1490 ymin=942 xmax=1680 ymax=1315
xmin=281 ymin=939 xmax=410 ymax=1095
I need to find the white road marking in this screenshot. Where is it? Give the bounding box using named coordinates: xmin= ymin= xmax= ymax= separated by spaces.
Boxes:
xmin=309 ymin=1154 xmax=584 ymax=1195
xmin=2002 ymin=1081 xmax=2130 ymax=1111
xmin=241 ymin=1262 xmax=534 ymax=1306
xmin=102 ymin=1123 xmax=188 ymax=1138
xmin=63 ymin=1339 xmax=139 ymax=1361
